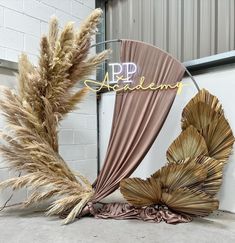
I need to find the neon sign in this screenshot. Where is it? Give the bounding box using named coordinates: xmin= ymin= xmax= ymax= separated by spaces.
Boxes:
xmin=84 ymin=62 xmax=186 ymax=94
xmin=108 ymin=62 xmax=137 ymax=84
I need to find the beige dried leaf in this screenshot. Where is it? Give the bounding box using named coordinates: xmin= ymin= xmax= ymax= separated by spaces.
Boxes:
xmin=182 ymin=89 xmax=223 ymax=118
xmin=167 ymin=126 xmax=208 ymax=163
xmin=120 ymin=177 xmax=161 ymax=207
xmin=161 ymin=188 xmax=219 ymax=217
xmin=196 ymin=156 xmax=224 ymax=195
xmin=182 ymin=102 xmax=220 ymax=131
xmin=120 ymin=90 xmax=233 ymax=219
xmin=152 ymin=160 xmax=207 ymax=191
xmin=201 ymin=116 xmax=235 ymax=162
xmin=182 ymin=100 xmax=234 ymax=162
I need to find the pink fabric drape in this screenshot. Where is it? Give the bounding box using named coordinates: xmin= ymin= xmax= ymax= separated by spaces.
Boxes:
xmin=94 ymin=203 xmax=192 ymax=224
xmin=92 ymin=40 xmax=185 ymax=203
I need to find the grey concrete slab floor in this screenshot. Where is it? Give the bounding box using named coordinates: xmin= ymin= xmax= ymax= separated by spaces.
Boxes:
xmin=0 ymin=210 xmax=235 ymax=243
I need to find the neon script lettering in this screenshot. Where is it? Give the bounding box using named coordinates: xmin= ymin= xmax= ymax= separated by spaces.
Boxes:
xmin=84 ymin=62 xmax=186 ymax=94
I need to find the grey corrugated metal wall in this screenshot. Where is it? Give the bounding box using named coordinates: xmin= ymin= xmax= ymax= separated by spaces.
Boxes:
xmin=105 ymin=0 xmax=235 ymax=62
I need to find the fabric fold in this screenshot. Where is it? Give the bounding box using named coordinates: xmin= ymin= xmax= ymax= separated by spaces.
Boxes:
xmin=92 ymin=40 xmax=185 ymax=204
xmin=94 ymin=203 xmax=192 ymax=224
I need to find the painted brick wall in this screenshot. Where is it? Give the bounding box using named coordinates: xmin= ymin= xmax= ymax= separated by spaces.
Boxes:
xmin=0 ymin=0 xmax=97 ymax=205
xmin=0 ymin=0 xmax=95 ymax=63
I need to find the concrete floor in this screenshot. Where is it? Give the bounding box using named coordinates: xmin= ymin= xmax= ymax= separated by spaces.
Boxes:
xmin=0 ymin=210 xmax=235 ymax=243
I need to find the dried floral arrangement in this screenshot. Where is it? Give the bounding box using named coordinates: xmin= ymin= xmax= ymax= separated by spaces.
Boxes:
xmin=120 ymin=89 xmax=235 ymax=219
xmin=0 ymin=7 xmax=234 ymax=226
xmin=0 ymin=9 xmax=109 ymax=224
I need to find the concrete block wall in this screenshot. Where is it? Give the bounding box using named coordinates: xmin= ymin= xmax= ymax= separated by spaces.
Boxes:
xmin=0 ymin=0 xmax=94 ymax=63
xmin=0 ymin=0 xmax=98 ymax=206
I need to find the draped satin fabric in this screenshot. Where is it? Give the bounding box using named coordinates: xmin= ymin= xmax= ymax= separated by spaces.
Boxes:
xmin=92 ymin=40 xmax=186 ymax=203
xmin=95 ymin=203 xmax=192 ymax=224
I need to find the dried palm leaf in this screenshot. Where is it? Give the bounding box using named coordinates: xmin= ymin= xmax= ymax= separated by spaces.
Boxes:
xmin=201 ymin=116 xmax=235 ymax=162
xmin=167 ymin=126 xmax=208 ymax=163
xmin=164 ymin=156 xmax=224 ymax=196
xmin=120 ymin=90 xmax=233 ymax=220
xmin=182 ymin=102 xmax=221 ymax=131
xmin=161 ymin=188 xmax=219 ymax=217
xmin=182 ymin=101 xmax=234 ymax=162
xmin=152 ymin=160 xmax=207 ymax=191
xmin=182 ymin=89 xmax=223 ymax=117
xmin=120 ymin=177 xmax=161 ymax=207
xmin=196 ymin=156 xmax=224 ymax=195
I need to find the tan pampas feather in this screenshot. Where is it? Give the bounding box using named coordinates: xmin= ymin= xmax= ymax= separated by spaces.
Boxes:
xmin=0 ymin=8 xmax=109 ymax=224
xmin=48 ymin=16 xmax=59 ymax=50
xmin=69 ymin=8 xmax=104 ymax=77
xmin=61 ymin=87 xmax=89 ymax=115
xmin=120 ymin=90 xmax=234 ymax=219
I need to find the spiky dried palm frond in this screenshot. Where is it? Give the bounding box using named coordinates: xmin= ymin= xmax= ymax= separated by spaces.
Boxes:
xmin=152 ymin=160 xmax=207 ymax=191
xmin=182 ymin=89 xmax=223 ymax=117
xmin=201 ymin=116 xmax=235 ymax=162
xmin=120 ymin=177 xmax=161 ymax=207
xmin=167 ymin=156 xmax=224 ymax=196
xmin=182 ymin=102 xmax=220 ymax=131
xmin=120 ymin=90 xmax=234 ymax=220
xmin=161 ymin=188 xmax=219 ymax=217
xmin=0 ymin=8 xmax=109 ymax=224
xmin=182 ymin=94 xmax=234 ymax=162
xmin=166 ymin=126 xmax=208 ymax=163
xmin=120 ymin=159 xmax=219 ymax=213
xmin=196 ymin=156 xmax=224 ymax=195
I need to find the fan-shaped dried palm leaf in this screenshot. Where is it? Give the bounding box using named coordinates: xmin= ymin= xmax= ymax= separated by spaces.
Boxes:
xmin=201 ymin=116 xmax=235 ymax=162
xmin=152 ymin=160 xmax=207 ymax=191
xmin=167 ymin=126 xmax=208 ymax=163
xmin=196 ymin=156 xmax=224 ymax=195
xmin=120 ymin=90 xmax=233 ymax=220
xmin=161 ymin=188 xmax=219 ymax=217
xmin=182 ymin=89 xmax=223 ymax=117
xmin=182 ymin=102 xmax=221 ymax=131
xmin=120 ymin=177 xmax=161 ymax=207
xmin=182 ymin=101 xmax=234 ymax=162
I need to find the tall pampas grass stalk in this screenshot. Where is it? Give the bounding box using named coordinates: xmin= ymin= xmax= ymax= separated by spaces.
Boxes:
xmin=0 ymin=8 xmax=110 ymax=224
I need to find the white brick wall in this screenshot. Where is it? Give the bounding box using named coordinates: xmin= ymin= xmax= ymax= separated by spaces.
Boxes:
xmin=0 ymin=0 xmax=97 ymax=205
xmin=0 ymin=0 xmax=95 ymax=63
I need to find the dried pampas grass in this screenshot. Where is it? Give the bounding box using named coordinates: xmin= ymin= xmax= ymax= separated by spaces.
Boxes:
xmin=0 ymin=8 xmax=109 ymax=224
